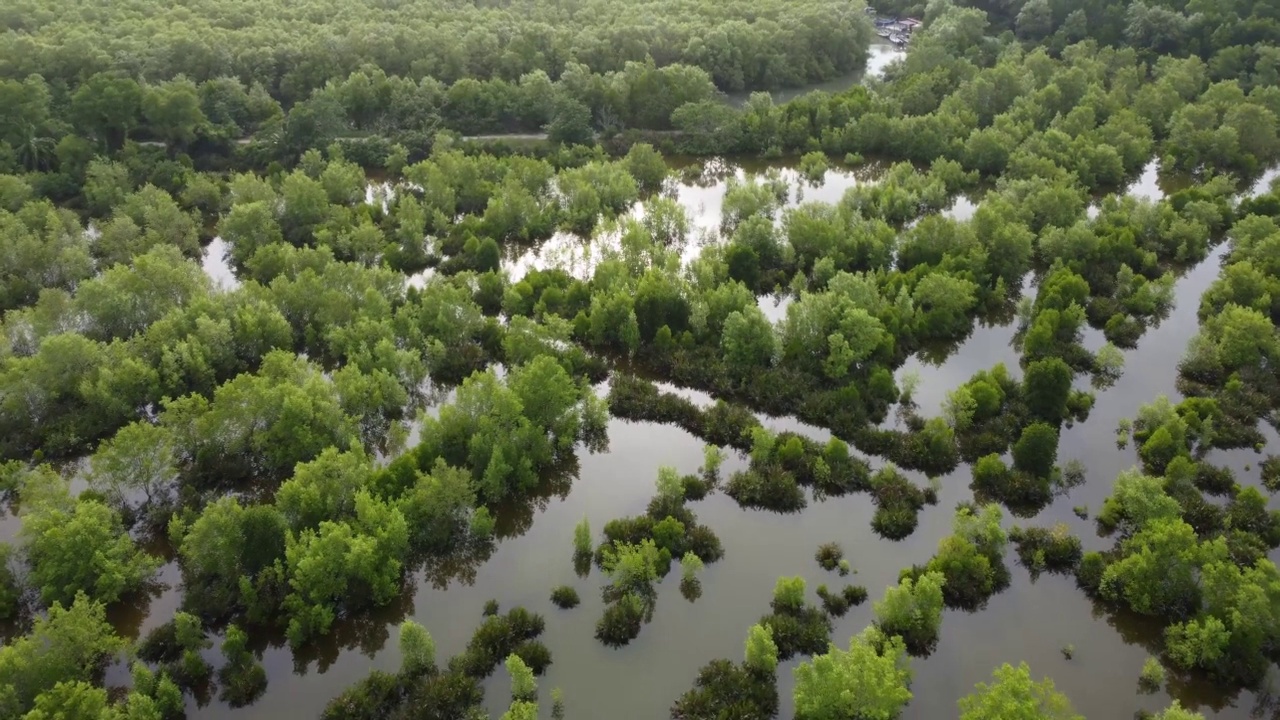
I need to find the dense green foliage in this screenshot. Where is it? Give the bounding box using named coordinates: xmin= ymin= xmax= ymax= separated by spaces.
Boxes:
xmin=793 ymin=628 xmax=913 ymax=720
xmin=0 ymin=594 xmax=125 ymax=717
xmin=0 ymin=0 xmax=875 ymax=97
xmin=957 ymin=662 xmax=1082 ymax=720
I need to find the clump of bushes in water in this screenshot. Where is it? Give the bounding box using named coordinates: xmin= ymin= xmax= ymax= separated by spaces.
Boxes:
xmin=681 ymin=551 xmax=705 ymax=602
xmin=137 ymin=611 xmax=214 ymax=696
xmin=1009 ymin=524 xmax=1083 ymax=576
xmin=851 ymin=420 xmax=960 ymax=478
xmin=814 ymin=542 xmax=844 ymax=572
xmin=594 ymin=542 xmax=667 ymax=646
xmin=591 ymin=466 xmax=721 ymax=648
xmin=869 ymin=465 xmax=935 ymax=540
xmin=798 ymin=152 xmax=829 ymax=183
xmin=596 ymin=591 xmax=648 ymax=647
xmin=437 ymin=234 xmax=502 ymax=276
xmin=726 ymin=427 xmax=871 ymax=513
xmin=1139 ymin=657 xmax=1166 ymax=692
xmin=726 ymin=463 xmax=806 ymax=512
xmin=670 ymin=624 xmax=779 ymax=719
xmin=816 ymin=584 xmax=868 ymax=618
xmin=1009 ymin=422 xmax=1061 ymax=479
xmin=683 ymin=446 xmax=726 ymax=500
xmin=971 ymin=452 xmax=1045 ymax=512
xmin=941 ymin=364 xmax=1028 ymax=461
xmin=127 ymin=663 xmax=185 ymax=719
xmin=970 ymin=424 xmax=1085 ymax=516
xmin=323 ymin=613 xmax=551 ymax=720
xmin=218 ymin=625 xmax=267 ymax=707
xmin=901 ymin=504 xmax=1010 ymax=610
xmin=550 ymin=586 xmax=580 ymax=609
xmin=873 ymin=571 xmax=945 ymax=656
xmin=757 ymin=576 xmax=833 ymax=660
xmin=1074 ymin=551 xmax=1107 ymax=596
xmin=453 ymin=607 xmax=549 ymax=677
xmin=1083 ymin=441 xmax=1280 ymax=686
xmin=591 ymin=464 xmax=725 ymax=643
xmin=594 ymin=467 xmax=725 ymax=570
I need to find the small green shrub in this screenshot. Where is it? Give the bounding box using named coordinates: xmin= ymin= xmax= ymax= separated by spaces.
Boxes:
xmin=842 ymin=584 xmax=868 ymax=606
xmin=871 ymin=466 xmax=928 ymax=540
xmin=725 ymin=468 xmax=807 ymax=512
xmin=1009 ymin=524 xmax=1083 ymax=574
xmin=595 ymin=593 xmax=645 ymax=647
xmin=1139 ymin=657 xmax=1165 ymax=692
xmin=816 ymin=583 xmax=866 ymax=617
xmin=815 ymin=542 xmax=844 ymax=571
xmin=550 ymin=586 xmax=580 ymax=609
xmin=798 ymin=151 xmax=829 ymax=182
xmin=1076 ymin=551 xmax=1106 ymax=595
xmin=758 ymin=608 xmax=832 ymax=660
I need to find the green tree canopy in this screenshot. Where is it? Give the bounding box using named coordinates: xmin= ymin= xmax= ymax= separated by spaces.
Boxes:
xmin=958 ymin=662 xmax=1082 ymax=720
xmin=793 ymin=628 xmax=912 ymax=720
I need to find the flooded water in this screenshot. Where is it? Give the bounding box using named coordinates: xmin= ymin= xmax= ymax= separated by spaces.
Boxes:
xmin=507 ymin=161 xmax=883 ymax=282
xmin=942 ymin=195 xmax=979 ymax=221
xmin=0 ymin=504 xmax=17 ymax=545
xmin=1250 ymin=166 xmax=1280 ymax=198
xmin=176 ymin=155 xmax=1280 ymax=720
xmin=81 ymin=91 xmax=1274 ymax=720
xmin=724 ymin=43 xmax=905 ymax=106
xmin=200 ymin=238 xmax=240 ymax=290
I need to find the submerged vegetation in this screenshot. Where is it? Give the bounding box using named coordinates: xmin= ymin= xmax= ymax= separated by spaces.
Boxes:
xmin=0 ymin=0 xmax=1278 ymax=715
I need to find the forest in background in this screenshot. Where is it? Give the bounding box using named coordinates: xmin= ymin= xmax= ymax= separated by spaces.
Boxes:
xmin=1 ymin=0 xmax=1280 ymax=717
